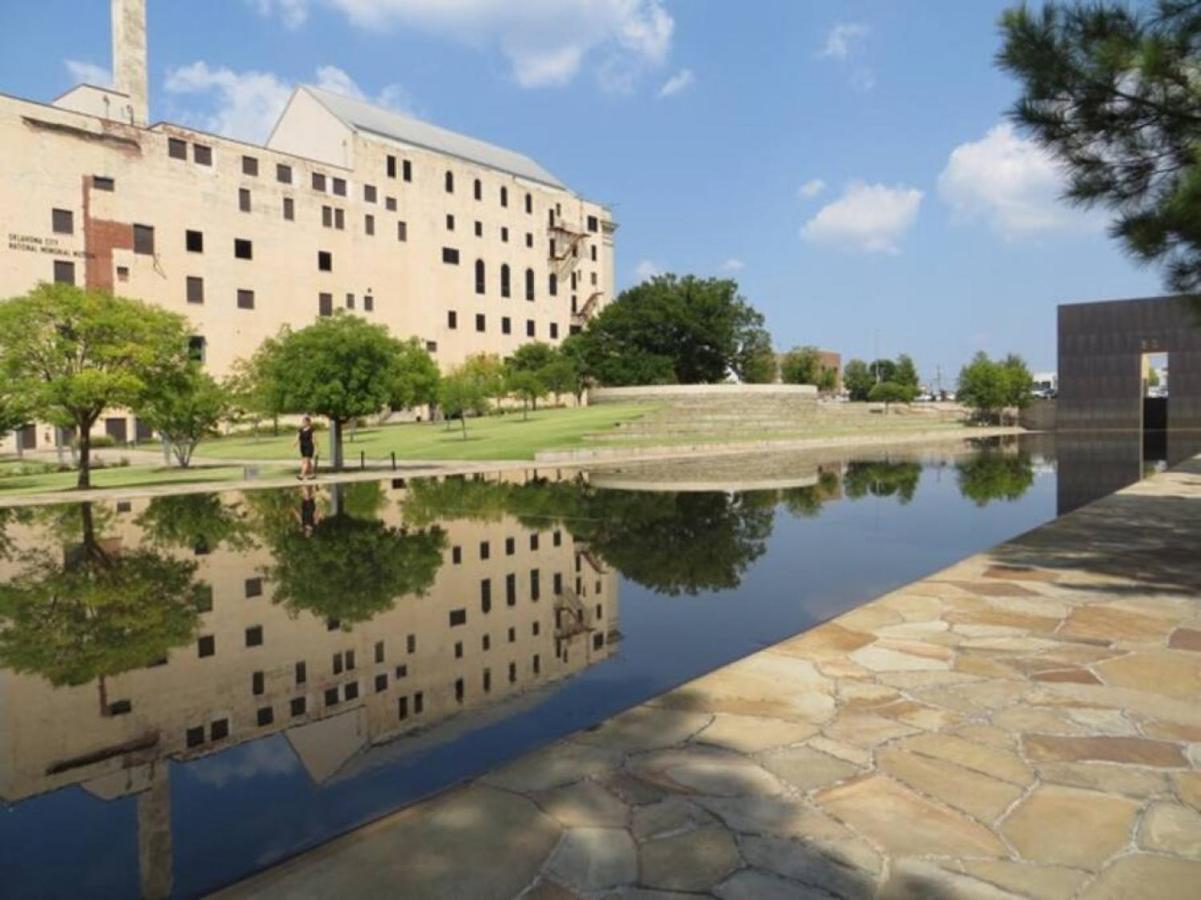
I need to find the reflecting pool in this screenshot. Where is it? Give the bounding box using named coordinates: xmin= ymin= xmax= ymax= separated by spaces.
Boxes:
xmin=0 ymin=434 xmax=1164 ymax=898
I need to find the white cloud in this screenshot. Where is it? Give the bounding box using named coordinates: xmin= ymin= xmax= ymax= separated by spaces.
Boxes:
xmin=164 ymin=62 xmax=412 ymax=142
xmin=657 ymin=68 xmax=694 ymax=98
xmin=634 ymin=259 xmax=662 ymax=281
xmin=65 ymin=60 xmax=112 ymax=88
xmin=818 ymin=22 xmax=874 ymax=92
xmin=254 ymin=0 xmax=674 ymax=90
xmin=721 ymin=258 xmax=745 ymax=272
xmin=938 ymin=122 xmax=1095 ymax=239
xmin=798 ymin=178 xmax=826 ymax=200
xmin=801 ymin=181 xmax=923 ymax=254
xmin=820 ymin=23 xmax=868 ymax=60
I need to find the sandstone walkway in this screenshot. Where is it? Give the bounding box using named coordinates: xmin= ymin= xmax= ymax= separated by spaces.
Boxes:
xmin=217 ymin=457 xmax=1201 ymax=900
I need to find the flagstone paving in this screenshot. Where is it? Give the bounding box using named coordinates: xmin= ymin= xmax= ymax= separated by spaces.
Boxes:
xmin=218 ymin=457 xmax=1201 ymax=900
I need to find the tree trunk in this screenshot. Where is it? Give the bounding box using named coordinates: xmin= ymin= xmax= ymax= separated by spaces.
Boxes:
xmin=77 ymin=426 xmax=92 ymax=489
xmin=460 ymin=415 xmax=468 ymax=440
xmin=330 ymin=418 xmax=345 ymax=469
xmin=523 ymin=400 xmax=529 ymax=421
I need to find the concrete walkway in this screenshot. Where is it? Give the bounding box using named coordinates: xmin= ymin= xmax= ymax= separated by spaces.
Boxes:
xmin=215 ymin=457 xmax=1201 ymax=899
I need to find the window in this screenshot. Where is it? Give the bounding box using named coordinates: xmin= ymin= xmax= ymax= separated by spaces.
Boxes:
xmin=550 ymin=323 xmax=559 ymax=340
xmin=407 ymin=632 xmax=417 ymax=653
xmin=295 ymin=661 xmax=307 ymax=684
xmin=500 ymin=264 xmax=511 ymax=298
xmin=133 ymin=224 xmax=155 ymax=255
xmin=553 ymin=530 xmax=562 ymax=547
xmin=52 ymin=208 xmax=73 ymax=235
xmin=480 ymin=541 xmax=490 ymax=560
xmin=591 ymin=272 xmax=598 ymax=285
xmin=194 ymin=582 xmax=213 ymax=610
xmin=475 ymin=259 xmax=486 ymax=294
xmin=93 ymin=175 xmax=115 ymax=191
xmin=414 ymin=692 xmax=424 ymax=714
xmin=501 ymin=226 xmax=509 ymax=243
xmin=335 ymin=208 xmax=345 ymax=230
xmin=397 ymin=221 xmax=408 ymax=242
xmin=283 ymin=197 xmax=294 ymax=220
xmin=501 ymin=316 xmax=511 ymax=335
xmin=277 ymin=163 xmax=293 ymax=184
xmin=525 ymin=193 xmax=532 ymax=214
xmin=346 ymin=650 xmax=356 ymax=670
xmin=505 ymin=537 xmax=515 ymax=555
xmin=445 ymin=171 xmax=454 ymax=193
xmin=525 ymin=268 xmax=535 ymax=301
xmin=186 ymin=726 xmax=205 ymax=748
xmin=364 ymin=184 xmax=377 ymax=203
xmin=452 ymin=546 xmax=462 ymax=564
xmin=210 ymin=719 xmax=230 ymax=741
xmin=242 ymin=155 xmax=259 ymax=177
xmin=481 ymin=578 xmax=492 ymax=613
xmin=198 ymin=635 xmax=215 ymax=658
xmin=186 ymin=276 xmax=204 ymax=304
xmin=448 ymin=310 xmax=458 ymax=329
xmin=549 ymin=273 xmax=558 ymax=296
xmin=446 ymin=214 xmax=455 ymax=231
xmin=346 ymin=293 xmax=355 ymax=310
xmin=252 ymin=671 xmax=265 ymax=695
xmin=548 ymin=209 xmax=556 ymax=228
xmin=239 ymin=188 xmax=251 ymax=212
xmin=364 ymin=294 xmax=374 ymax=312
xmin=245 ymin=626 xmax=263 ymax=647
xmin=475 ymin=313 xmax=486 ymax=332
xmin=530 ymin=533 xmax=540 ymax=551
xmin=534 ymin=621 xmax=541 ymax=636
xmin=257 ymin=706 xmax=273 ymax=726
xmin=117 ymin=266 xmax=129 ymax=282
xmin=483 ymin=669 xmax=492 ymax=692
xmin=318 ymin=251 xmax=332 ymax=272
xmin=506 ymin=573 xmax=516 ymax=606
xmin=387 ymin=155 xmax=397 ymax=178
xmin=332 ymin=177 xmax=346 ymax=197
xmin=193 ymin=144 xmax=212 ymax=166
xmin=442 ymin=247 xmax=460 ymax=264
xmin=450 ymin=609 xmax=467 ymax=627
xmin=398 ymin=696 xmax=409 ymax=720
xmin=237 ymin=289 xmax=255 ymax=310
xmin=482 ymin=635 xmax=491 ymax=651
xmin=375 ymin=641 xmax=385 ymax=663
xmin=591 ymin=245 xmax=598 ymax=261
xmin=500 ymin=186 xmax=508 ymax=207
xmin=234 ymin=239 xmax=252 ymax=260
xmin=188 ymin=336 xmax=206 ymax=362
xmin=168 ymin=138 xmax=187 ymax=160
xmin=186 ymin=230 xmax=203 ymax=252
xmin=530 ymin=569 xmax=541 ymax=601
xmin=322 ymin=206 xmax=333 ymax=228
xmin=375 ymin=673 xmax=388 ymax=693
xmin=325 ymin=687 xmax=340 ymax=707
xmin=455 ymin=678 xmax=464 ymax=702
xmin=473 ymin=178 xmax=482 ymax=201
xmin=426 ymin=340 xmax=437 ymax=352
xmin=246 ymin=577 xmax=263 ymax=598
xmin=291 ymin=697 xmax=306 ymax=716
xmin=365 ymin=214 xmax=375 ymax=235
xmin=533 ymin=654 xmax=541 ymax=675
xmin=319 ymin=293 xmax=333 ymax=317
xmin=312 ymin=172 xmax=327 ymax=192
xmin=52 ymin=260 xmax=75 ymax=284
xmin=403 ymin=159 xmax=412 ymax=182
xmin=526 ymin=319 xmax=535 ymax=338
xmin=474 ymin=220 xmax=483 ymax=237
xmin=509 ymin=662 xmax=517 ymax=684
xmin=386 ymin=196 xmax=397 ymax=211
xmin=525 ymin=232 xmax=533 ymax=248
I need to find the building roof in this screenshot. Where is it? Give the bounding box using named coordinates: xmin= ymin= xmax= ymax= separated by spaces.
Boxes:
xmin=301 ymin=85 xmax=566 ymax=190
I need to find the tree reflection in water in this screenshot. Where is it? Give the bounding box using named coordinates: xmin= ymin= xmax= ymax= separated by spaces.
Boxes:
xmin=136 ymin=492 xmax=255 ymax=554
xmin=841 ymin=460 xmax=923 ymax=503
xmin=955 ymin=448 xmax=1036 ymax=506
xmin=0 ymin=503 xmax=202 ymax=711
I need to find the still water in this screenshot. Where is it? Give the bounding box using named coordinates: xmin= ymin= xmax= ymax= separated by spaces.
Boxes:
xmin=0 ymin=433 xmax=1182 ymax=898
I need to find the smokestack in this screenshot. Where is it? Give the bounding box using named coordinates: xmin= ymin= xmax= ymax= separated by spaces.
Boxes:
xmin=111 ymin=0 xmax=148 ymax=126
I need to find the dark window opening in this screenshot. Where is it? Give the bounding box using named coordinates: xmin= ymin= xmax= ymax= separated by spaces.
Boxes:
xmin=245 ymin=625 xmax=263 ymax=647
xmin=168 ymin=138 xmax=187 ymax=160
xmin=185 ymin=229 xmax=204 ymax=252
xmin=242 ymin=155 xmax=259 ymax=176
xmin=332 ymin=177 xmax=346 ymax=197
xmin=53 ymin=261 xmax=75 ymax=285
xmin=133 ymin=224 xmax=155 ymax=255
xmin=239 ymin=188 xmax=251 ymax=212
xmin=442 ymin=247 xmax=460 ymax=265
xmin=257 ymin=706 xmax=273 ymax=726
xmin=277 ymin=163 xmax=292 ymax=184
xmin=193 ymin=144 xmax=212 ymax=166
xmin=237 ymin=289 xmax=255 ymax=310
xmin=319 ymin=293 xmax=333 ymax=317
xmin=318 ymin=251 xmax=332 ymax=272
xmin=186 ymin=277 xmax=204 ymax=305
xmin=525 ymin=268 xmax=535 ymax=301
xmin=234 ymin=238 xmax=252 ymax=260
xmin=52 ymin=208 xmax=73 ymax=235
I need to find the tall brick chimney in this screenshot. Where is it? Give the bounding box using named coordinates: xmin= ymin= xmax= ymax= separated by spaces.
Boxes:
xmin=111 ymin=0 xmax=148 ymax=126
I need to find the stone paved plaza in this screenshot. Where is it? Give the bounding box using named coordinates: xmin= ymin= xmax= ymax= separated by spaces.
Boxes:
xmin=219 ymin=457 xmax=1201 ymax=899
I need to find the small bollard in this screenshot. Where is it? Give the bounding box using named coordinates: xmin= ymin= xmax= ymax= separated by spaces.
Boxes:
xmin=391 ymin=451 xmax=396 ymax=470
xmin=360 ymin=451 xmax=365 ymax=470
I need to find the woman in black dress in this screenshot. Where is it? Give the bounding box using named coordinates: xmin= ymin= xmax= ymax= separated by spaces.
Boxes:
xmin=293 ymin=415 xmax=315 ymax=479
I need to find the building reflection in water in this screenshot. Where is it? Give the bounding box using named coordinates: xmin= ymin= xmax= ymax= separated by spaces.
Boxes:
xmin=1055 ymin=430 xmax=1201 ymax=515
xmin=0 ymin=441 xmax=1048 ymax=898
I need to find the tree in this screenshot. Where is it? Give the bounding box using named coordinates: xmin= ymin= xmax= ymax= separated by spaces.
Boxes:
xmin=506 ymin=343 xmax=555 ymax=411
xmin=571 ymin=274 xmax=771 ymax=386
xmin=1000 ymin=353 xmax=1035 ymax=415
xmin=956 ymin=449 xmax=1036 ymax=506
xmin=869 ymin=358 xmax=898 ymax=384
xmin=780 ymin=346 xmax=823 ymax=386
xmin=0 ymin=384 xmax=32 ymax=449
xmin=0 ymin=284 xmax=192 ymax=487
xmin=558 ymin=334 xmax=593 ymax=404
xmin=540 ymin=355 xmax=579 ymax=405
xmin=505 ymin=368 xmax=547 ymax=420
xmin=844 ymin=359 xmax=874 ymax=401
xmin=957 ymin=352 xmax=1009 ymax=423
xmin=135 ymin=493 xmax=254 ymax=554
xmin=895 ymin=354 xmax=920 ymax=393
xmin=734 ymin=327 xmax=778 ymax=384
xmin=460 ymin=353 xmax=507 ymax=407
xmin=999 ymin=1 xmax=1201 ymax=292
xmin=227 ymin=331 xmax=288 ymax=437
xmin=869 ymin=381 xmax=910 ymax=412
xmin=389 ymin=338 xmax=441 ymax=414
xmin=843 ymin=460 xmax=922 ymax=504
xmin=438 ymin=367 xmax=490 ymax=439
xmin=268 ymin=313 xmax=408 ymax=469
xmin=138 ymin=364 xmax=230 ymax=467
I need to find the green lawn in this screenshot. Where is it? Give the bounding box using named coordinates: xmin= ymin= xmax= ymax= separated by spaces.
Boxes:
xmin=200 ymin=403 xmax=655 ymax=463
xmin=0 ymin=462 xmax=294 ymax=497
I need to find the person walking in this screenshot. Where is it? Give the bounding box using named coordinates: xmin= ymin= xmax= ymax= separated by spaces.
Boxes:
xmin=294 ymin=415 xmax=316 ymax=480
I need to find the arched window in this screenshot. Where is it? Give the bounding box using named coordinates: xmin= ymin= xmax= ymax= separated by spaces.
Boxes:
xmin=473 ymin=178 xmax=482 ymax=201
xmin=548 ymin=273 xmax=558 ymax=296
xmin=500 ymin=264 xmax=511 ymax=298
xmin=524 ymin=192 xmax=532 ymax=214
xmin=500 ymin=186 xmax=508 ymax=207
xmin=475 ymin=259 xmax=486 ymax=295
xmin=525 ymin=268 xmax=535 ymax=301
xmin=445 ymin=171 xmax=454 ymax=193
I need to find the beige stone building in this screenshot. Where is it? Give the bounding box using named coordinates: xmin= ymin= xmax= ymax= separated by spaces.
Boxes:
xmin=0 ymin=473 xmax=619 ymax=897
xmin=0 ymin=0 xmax=616 ymax=452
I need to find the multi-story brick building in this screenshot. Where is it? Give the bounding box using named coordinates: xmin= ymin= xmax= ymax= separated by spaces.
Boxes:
xmin=0 ymin=0 xmax=616 ymax=452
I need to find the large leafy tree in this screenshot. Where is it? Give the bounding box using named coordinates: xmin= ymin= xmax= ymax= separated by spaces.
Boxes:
xmin=226 ymin=331 xmax=288 ymax=437
xmin=998 ymin=1 xmax=1201 ymax=292
xmin=264 ymin=313 xmax=409 ymax=468
xmin=958 ymin=352 xmax=1033 ymax=423
xmin=437 ymin=365 xmax=490 ymax=439
xmin=390 ymin=337 xmax=441 ymax=413
xmin=572 ymin=274 xmax=772 ymax=385
xmin=0 ymin=503 xmax=202 ymax=712
xmin=781 ymin=346 xmax=835 ymax=387
xmin=0 ymin=284 xmax=192 ymax=487
xmin=139 ymin=364 xmax=230 ymax=467
xmin=843 ymin=359 xmax=875 ymax=401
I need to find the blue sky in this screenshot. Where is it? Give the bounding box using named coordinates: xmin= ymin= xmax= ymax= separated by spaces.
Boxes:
xmin=0 ymin=0 xmax=1164 ymax=381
